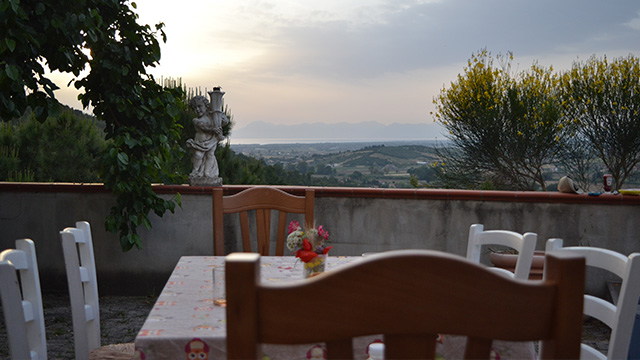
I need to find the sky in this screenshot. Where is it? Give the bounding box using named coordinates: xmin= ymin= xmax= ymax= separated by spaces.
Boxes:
xmin=53 ymin=0 xmax=640 ymax=138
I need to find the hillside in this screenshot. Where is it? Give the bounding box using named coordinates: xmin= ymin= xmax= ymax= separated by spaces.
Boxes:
xmin=230 ymin=141 xmax=442 ymax=187
xmin=330 ymin=144 xmax=438 ymax=167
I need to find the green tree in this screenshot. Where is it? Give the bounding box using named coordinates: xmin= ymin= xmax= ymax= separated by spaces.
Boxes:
xmin=561 ymin=55 xmax=640 ymax=190
xmin=350 ymin=171 xmax=364 ymax=180
xmin=1 ymin=0 xmax=184 ymax=250
xmin=0 ymin=109 xmax=106 ymax=182
xmin=17 ymin=109 xmax=106 ymax=182
xmin=0 ymin=122 xmax=21 ymax=179
xmin=315 ymin=164 xmax=335 ymax=176
xmin=217 ymin=144 xmax=264 ymax=184
xmin=433 ymin=50 xmax=569 ymax=190
xmin=555 ymin=132 xmax=600 ymax=192
xmin=407 ymin=165 xmax=439 ymax=183
xmin=429 ymin=154 xmax=490 ymax=190
xmin=295 ymin=161 xmax=309 ymax=174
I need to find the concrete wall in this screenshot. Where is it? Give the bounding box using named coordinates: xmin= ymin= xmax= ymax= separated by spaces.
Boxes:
xmin=1 ymin=184 xmax=639 ymax=297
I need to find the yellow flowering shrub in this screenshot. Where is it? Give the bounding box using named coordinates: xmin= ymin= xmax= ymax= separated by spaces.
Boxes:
xmin=432 ymin=50 xmax=568 ymax=190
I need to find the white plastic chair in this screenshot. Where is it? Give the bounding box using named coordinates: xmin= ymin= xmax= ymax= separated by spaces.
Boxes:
xmin=466 ymin=223 xmax=538 ymax=280
xmin=0 ymin=239 xmax=47 ymax=360
xmin=546 ymin=238 xmax=640 ymax=360
xmin=60 ymin=221 xmax=134 ymax=360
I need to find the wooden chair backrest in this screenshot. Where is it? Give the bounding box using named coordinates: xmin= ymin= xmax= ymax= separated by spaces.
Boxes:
xmin=546 ymin=238 xmax=640 ymax=360
xmin=467 ymin=223 xmax=538 ymax=280
xmin=0 ymin=239 xmax=47 ymax=360
xmin=213 ymin=187 xmax=314 ymax=255
xmin=60 ymin=221 xmax=101 ymax=358
xmin=226 ymin=250 xmax=585 ymax=360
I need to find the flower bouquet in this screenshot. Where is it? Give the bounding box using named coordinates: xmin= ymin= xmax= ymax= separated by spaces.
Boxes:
xmin=286 ymin=220 xmax=332 ymax=278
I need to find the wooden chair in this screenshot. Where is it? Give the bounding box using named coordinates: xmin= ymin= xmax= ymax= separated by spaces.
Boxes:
xmin=0 ymin=239 xmax=47 ymax=360
xmin=213 ymin=187 xmax=314 ymax=255
xmin=546 ymin=238 xmax=640 ymax=360
xmin=226 ymin=249 xmax=585 ymax=360
xmin=466 ymin=223 xmax=538 ymax=280
xmin=59 ymin=221 xmax=134 ymax=360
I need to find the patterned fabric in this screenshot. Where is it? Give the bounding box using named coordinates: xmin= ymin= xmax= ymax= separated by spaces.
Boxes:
xmin=134 ymin=256 xmax=535 ymax=360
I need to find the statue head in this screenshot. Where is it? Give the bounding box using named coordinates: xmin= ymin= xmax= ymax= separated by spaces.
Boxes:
xmin=189 ymin=95 xmax=210 ymax=118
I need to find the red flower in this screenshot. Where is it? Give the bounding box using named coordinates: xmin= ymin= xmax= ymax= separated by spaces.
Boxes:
xmin=322 ymin=246 xmax=333 ymax=255
xmin=295 ymin=239 xmax=318 ymax=262
xmin=288 ymin=220 xmax=300 ymax=234
xmin=317 ymin=225 xmax=329 ymax=240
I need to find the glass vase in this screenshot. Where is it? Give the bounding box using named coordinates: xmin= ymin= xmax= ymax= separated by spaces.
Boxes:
xmin=303 ymin=254 xmax=326 ymax=278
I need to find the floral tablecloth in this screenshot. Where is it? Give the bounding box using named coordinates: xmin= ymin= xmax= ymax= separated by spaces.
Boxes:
xmin=134 ymin=256 xmax=536 ymax=360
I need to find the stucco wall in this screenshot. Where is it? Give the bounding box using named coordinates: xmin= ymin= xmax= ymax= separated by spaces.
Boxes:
xmin=1 ymin=183 xmax=638 ymax=296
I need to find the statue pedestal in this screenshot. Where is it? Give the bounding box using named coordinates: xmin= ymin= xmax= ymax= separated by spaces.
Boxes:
xmin=189 ymin=175 xmax=223 ymax=187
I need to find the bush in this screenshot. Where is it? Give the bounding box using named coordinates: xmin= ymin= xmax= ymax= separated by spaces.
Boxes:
xmin=0 ymin=109 xmax=107 ymax=182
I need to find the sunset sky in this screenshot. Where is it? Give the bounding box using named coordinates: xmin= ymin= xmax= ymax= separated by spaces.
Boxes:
xmin=54 ymin=0 xmax=640 ymax=138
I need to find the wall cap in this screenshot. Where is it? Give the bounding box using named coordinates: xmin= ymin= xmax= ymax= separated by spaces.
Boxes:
xmin=0 ymin=182 xmax=638 ymax=205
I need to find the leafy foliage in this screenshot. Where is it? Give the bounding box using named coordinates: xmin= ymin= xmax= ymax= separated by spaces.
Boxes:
xmin=1 ymin=0 xmax=185 ymax=251
xmin=407 ymin=164 xmax=441 ymax=183
xmin=561 ymin=55 xmax=640 ymax=189
xmin=0 ymin=109 xmax=106 ymax=182
xmin=433 ymin=50 xmax=570 ymax=190
xmin=554 ymin=132 xmax=600 ymax=192
xmin=432 ymin=51 xmax=640 ymax=191
xmin=218 ymin=144 xmax=318 ymax=186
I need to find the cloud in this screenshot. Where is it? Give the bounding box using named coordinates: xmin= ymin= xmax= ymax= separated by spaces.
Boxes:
xmin=218 ymin=0 xmax=640 ymax=84
xmin=55 ymin=0 xmax=640 ymax=130
xmin=624 ymin=11 xmax=640 ymax=31
xmin=136 ymin=0 xmax=640 ymax=84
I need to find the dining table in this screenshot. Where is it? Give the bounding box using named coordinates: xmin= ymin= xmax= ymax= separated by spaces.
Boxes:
xmin=134 ymin=255 xmax=536 ymax=360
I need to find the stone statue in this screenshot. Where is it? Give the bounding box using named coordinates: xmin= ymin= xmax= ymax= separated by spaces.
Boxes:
xmin=186 ymin=87 xmax=229 ymax=186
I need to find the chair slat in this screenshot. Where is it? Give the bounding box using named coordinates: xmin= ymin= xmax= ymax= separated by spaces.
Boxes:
xmin=275 ymin=212 xmax=289 ymax=255
xmin=239 ymin=211 xmax=252 ymax=253
xmin=385 ymin=333 xmax=435 ymax=360
xmin=255 ymin=209 xmax=270 ymax=255
xmin=22 ymin=300 xmax=35 ymax=322
xmin=464 ymin=337 xmax=492 ymax=360
xmin=584 ymin=295 xmax=616 ymax=328
xmin=79 ymin=267 xmax=90 ymax=282
xmin=85 ymin=304 xmax=96 ymax=321
xmin=326 ymin=339 xmax=353 ymax=359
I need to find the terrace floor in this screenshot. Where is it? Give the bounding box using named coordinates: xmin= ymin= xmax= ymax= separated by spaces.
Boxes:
xmin=0 ymin=293 xmax=611 ymax=359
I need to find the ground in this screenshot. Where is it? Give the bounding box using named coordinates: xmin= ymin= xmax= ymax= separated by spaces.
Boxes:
xmin=0 ymin=294 xmax=155 ymax=359
xmin=0 ymin=293 xmax=611 ymax=359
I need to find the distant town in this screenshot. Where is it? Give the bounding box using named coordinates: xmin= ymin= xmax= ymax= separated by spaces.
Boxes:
xmin=229 ymin=140 xmax=640 ymax=191
xmin=230 ymin=140 xmax=447 ymax=188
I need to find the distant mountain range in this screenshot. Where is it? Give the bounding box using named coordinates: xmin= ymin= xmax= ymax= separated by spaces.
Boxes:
xmin=230 ymin=121 xmax=446 ymax=142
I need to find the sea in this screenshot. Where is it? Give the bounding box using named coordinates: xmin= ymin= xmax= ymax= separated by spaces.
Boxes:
xmin=227 ymin=137 xmax=442 ymax=146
